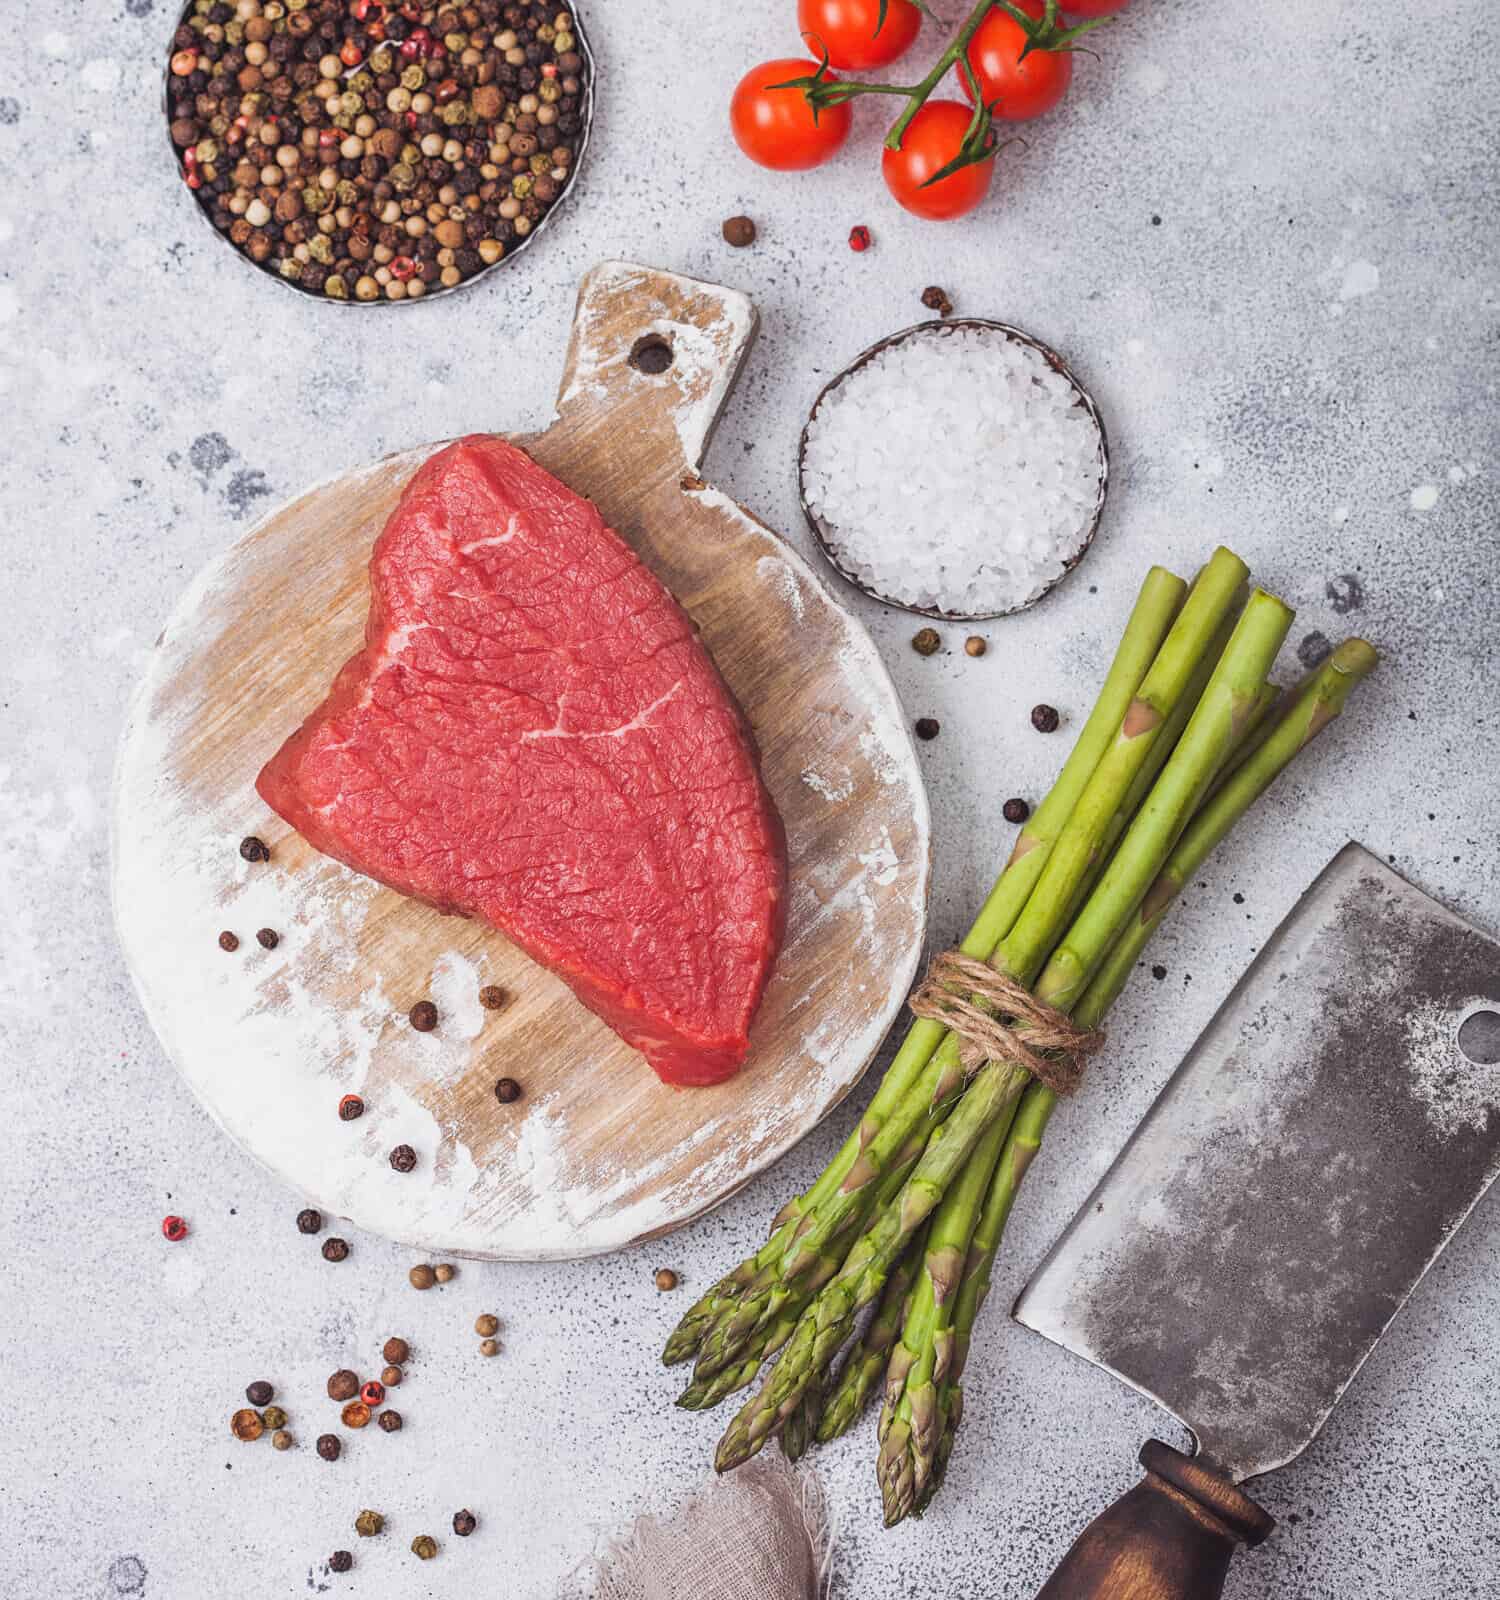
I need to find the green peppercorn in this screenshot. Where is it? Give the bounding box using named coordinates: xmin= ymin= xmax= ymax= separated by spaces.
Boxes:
xmin=355 ymin=1510 xmax=385 ymax=1538
xmin=261 ymin=1405 xmax=288 ymax=1430
xmin=400 ymin=64 xmax=425 ymax=90
xmin=411 ymin=1535 xmax=438 ymax=1560
xmin=511 ymin=175 xmax=533 ymax=199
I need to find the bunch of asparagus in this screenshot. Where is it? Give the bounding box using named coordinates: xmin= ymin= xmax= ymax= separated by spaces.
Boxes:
xmin=663 ymin=548 xmax=1378 ymax=1526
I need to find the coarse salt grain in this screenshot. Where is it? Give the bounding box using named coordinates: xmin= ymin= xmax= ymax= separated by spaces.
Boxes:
xmin=802 ymin=327 xmax=1104 ymax=615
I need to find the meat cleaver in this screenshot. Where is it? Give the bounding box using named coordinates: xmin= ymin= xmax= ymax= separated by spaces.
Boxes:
xmin=1013 ymin=842 xmax=1500 ymax=1600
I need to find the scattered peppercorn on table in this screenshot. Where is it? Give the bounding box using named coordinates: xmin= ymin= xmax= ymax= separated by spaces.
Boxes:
xmin=6 ymin=0 xmax=1500 ymax=1597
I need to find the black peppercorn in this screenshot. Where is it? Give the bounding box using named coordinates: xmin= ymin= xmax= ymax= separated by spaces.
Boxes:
xmin=1030 ymin=704 xmax=1061 ymax=733
xmin=911 ymin=628 xmax=940 ymax=657
xmin=329 ymin=1550 xmax=353 ymax=1572
xmin=245 ymin=1380 xmax=275 ymax=1407
xmin=451 ymin=1508 xmax=477 ymax=1537
xmin=389 ymin=1144 xmax=418 ymax=1173
xmin=1002 ymin=798 xmax=1031 ymax=825
xmin=218 ymin=930 xmax=240 ymax=952
xmin=322 ymin=1237 xmax=350 ymax=1262
xmin=915 ymin=718 xmax=940 ymax=741
xmin=920 ymin=284 xmax=954 ymax=316
xmin=256 ymin=927 xmax=280 ymax=949
xmin=378 ymin=1408 xmax=403 ymax=1432
xmin=723 ymin=214 xmax=756 ymax=248
xmin=408 ymin=1000 xmax=438 ymax=1033
xmin=494 ymin=1077 xmax=523 ymax=1104
xmin=297 ymin=1207 xmax=323 ymax=1235
xmin=317 ymin=1433 xmax=342 ymax=1461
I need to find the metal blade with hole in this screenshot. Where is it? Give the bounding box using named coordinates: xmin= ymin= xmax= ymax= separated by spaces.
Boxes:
xmin=1014 ymin=842 xmax=1500 ymax=1484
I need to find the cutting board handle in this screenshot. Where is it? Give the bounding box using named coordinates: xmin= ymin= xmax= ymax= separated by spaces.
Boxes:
xmin=550 ymin=260 xmax=760 ymax=474
xmin=1035 ymin=1441 xmax=1273 ymax=1600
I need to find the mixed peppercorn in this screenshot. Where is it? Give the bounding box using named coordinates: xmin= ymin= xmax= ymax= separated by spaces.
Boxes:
xmin=165 ymin=0 xmax=590 ymax=301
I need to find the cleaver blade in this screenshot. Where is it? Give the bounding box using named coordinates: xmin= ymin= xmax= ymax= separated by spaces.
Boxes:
xmin=1012 ymin=843 xmax=1500 ymax=1599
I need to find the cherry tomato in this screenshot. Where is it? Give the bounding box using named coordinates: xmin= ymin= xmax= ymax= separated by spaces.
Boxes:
xmin=730 ymin=58 xmax=853 ymax=171
xmin=964 ymin=1 xmax=1072 ymax=121
xmin=881 ymin=99 xmax=995 ymax=221
xmin=1062 ymin=0 xmax=1132 ymax=15
xmin=797 ymin=0 xmax=923 ymax=71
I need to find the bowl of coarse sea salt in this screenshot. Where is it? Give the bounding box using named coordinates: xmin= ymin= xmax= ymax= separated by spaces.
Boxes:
xmin=798 ymin=320 xmax=1109 ymax=619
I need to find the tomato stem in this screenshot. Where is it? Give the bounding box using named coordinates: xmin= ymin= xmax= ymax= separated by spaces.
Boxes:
xmin=775 ymin=0 xmax=1113 ymax=151
xmin=882 ymin=0 xmax=994 ymax=150
xmin=771 ymin=2 xmax=996 ymax=139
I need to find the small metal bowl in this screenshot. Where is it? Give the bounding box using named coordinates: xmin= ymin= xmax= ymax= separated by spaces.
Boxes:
xmin=161 ymin=2 xmax=597 ymax=307
xmin=796 ymin=318 xmax=1110 ymax=622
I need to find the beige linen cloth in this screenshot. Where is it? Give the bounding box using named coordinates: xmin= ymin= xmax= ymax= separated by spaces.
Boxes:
xmin=564 ymin=1459 xmax=833 ymax=1600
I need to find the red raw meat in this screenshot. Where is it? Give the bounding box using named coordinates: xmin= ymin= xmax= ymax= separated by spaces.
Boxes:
xmin=257 ymin=435 xmax=786 ymax=1086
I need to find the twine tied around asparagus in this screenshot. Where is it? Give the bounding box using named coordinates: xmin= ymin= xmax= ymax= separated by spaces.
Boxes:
xmin=907 ymin=951 xmax=1105 ymax=1098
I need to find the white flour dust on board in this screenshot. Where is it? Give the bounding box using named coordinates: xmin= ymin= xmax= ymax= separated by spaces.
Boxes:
xmin=801 ymin=765 xmax=853 ymax=803
xmin=756 ymin=554 xmax=807 ymax=621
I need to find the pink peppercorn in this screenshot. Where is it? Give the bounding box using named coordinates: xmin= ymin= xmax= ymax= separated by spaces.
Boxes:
xmin=162 ymin=1214 xmax=189 ymax=1242
xmin=848 ymin=225 xmax=872 ymax=252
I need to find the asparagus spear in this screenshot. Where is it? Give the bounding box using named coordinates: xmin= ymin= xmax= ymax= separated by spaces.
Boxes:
xmin=665 ymin=568 xmax=1188 ymax=1372
xmin=898 ymin=639 xmax=1378 ymax=1519
xmin=876 ymin=1108 xmax=1012 ymax=1524
xmin=816 ymin=1233 xmax=924 ymax=1443
xmin=912 ymin=1083 xmax=1051 ymax=1518
xmin=778 ymin=1376 xmax=823 ymax=1463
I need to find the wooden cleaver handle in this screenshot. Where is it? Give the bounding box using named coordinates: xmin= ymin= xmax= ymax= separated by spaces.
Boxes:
xmin=1035 ymin=1441 xmax=1274 ymax=1600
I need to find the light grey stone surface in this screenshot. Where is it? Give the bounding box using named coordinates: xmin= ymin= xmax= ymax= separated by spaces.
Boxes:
xmin=2 ymin=1 xmax=1497 ymax=1596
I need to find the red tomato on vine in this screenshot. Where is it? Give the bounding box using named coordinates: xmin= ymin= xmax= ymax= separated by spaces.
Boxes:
xmin=882 ymin=100 xmax=996 ymax=221
xmin=730 ymin=58 xmax=853 ymax=170
xmin=963 ymin=1 xmax=1074 ymax=122
xmin=797 ymin=0 xmax=924 ymax=70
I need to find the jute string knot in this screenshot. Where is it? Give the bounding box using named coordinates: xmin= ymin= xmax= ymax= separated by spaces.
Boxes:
xmin=907 ymin=951 xmax=1105 ymax=1098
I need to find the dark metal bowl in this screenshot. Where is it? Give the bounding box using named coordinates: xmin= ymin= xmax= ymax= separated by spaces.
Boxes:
xmin=161 ymin=2 xmax=596 ymax=307
xmin=796 ymin=318 xmax=1110 ymax=622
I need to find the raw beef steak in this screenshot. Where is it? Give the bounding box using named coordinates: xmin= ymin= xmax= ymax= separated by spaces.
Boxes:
xmin=257 ymin=435 xmax=786 ymax=1086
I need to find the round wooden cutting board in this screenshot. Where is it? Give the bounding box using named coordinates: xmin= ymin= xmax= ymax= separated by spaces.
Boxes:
xmin=112 ymin=262 xmax=930 ymax=1260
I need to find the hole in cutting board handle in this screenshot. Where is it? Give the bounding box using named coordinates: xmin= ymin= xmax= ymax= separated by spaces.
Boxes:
xmin=628 ymin=333 xmax=674 ymax=376
xmin=1457 ymin=1008 xmax=1500 ymax=1065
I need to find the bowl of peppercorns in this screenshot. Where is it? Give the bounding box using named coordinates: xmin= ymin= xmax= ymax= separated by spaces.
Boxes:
xmin=164 ymin=0 xmax=594 ymax=304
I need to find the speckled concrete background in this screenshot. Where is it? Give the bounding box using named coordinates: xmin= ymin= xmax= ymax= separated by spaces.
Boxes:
xmin=3 ymin=0 xmax=1498 ymax=1595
